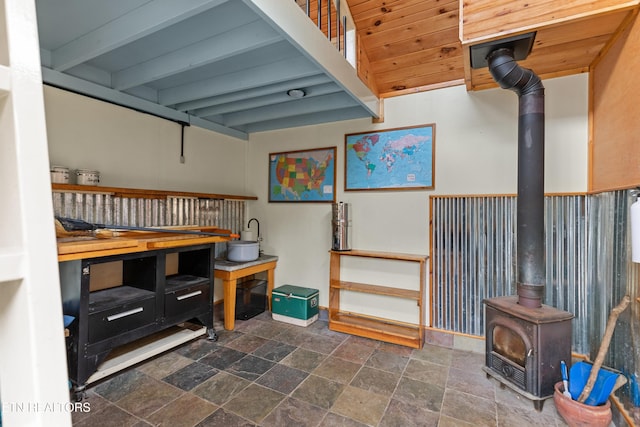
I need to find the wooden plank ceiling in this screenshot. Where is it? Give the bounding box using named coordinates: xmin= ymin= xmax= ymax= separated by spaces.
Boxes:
xmin=347 ymin=0 xmax=463 ymax=97
xmin=346 ymin=0 xmax=639 ymax=97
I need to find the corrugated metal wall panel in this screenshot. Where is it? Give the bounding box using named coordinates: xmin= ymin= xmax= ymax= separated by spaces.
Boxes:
xmin=430 ymin=192 xmax=631 ymax=350
xmin=431 ymin=195 xmax=517 ymax=334
xmin=430 ymin=190 xmax=639 ymax=410
xmin=52 ymin=192 xmax=245 ymax=241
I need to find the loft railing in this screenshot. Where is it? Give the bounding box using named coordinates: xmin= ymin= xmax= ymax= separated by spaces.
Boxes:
xmin=295 ymin=0 xmax=355 ymax=65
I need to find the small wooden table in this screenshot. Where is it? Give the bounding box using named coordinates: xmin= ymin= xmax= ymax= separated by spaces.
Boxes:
xmin=214 ymin=255 xmax=278 ymax=330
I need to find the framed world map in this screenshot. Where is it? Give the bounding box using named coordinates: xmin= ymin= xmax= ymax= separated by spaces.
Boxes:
xmin=344 ymin=124 xmax=435 ymax=191
xmin=268 ymin=147 xmax=336 ymax=202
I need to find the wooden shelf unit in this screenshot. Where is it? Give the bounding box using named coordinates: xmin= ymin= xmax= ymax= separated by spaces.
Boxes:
xmin=328 ymin=249 xmax=427 ymax=349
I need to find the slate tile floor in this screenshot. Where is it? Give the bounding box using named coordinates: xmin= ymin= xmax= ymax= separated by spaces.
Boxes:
xmin=72 ymin=312 xmax=571 ymax=426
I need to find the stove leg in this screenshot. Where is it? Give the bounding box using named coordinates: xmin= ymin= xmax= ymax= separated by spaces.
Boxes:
xmin=533 ymin=399 xmax=544 ymax=412
xmin=207 ymin=328 xmax=218 ymax=341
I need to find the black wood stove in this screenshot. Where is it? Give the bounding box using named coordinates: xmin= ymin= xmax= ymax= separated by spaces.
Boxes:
xmin=484 ymin=296 xmax=572 ymax=409
xmin=471 ymin=34 xmax=574 ymax=410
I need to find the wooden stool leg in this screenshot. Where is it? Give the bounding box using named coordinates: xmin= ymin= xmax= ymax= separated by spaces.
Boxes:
xmin=267 ymin=268 xmax=275 ymax=311
xmin=223 ymin=278 xmax=237 ymax=330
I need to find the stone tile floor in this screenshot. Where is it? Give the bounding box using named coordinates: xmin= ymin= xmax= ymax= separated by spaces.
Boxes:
xmin=71 ymin=312 xmax=571 ymax=426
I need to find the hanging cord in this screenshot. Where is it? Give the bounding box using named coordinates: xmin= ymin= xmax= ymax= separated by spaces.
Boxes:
xmin=179 ymin=120 xmax=191 ymax=163
xmin=180 ymin=123 xmax=186 ymax=163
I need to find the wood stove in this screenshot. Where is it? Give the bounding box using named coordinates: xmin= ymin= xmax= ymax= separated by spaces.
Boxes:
xmin=484 ymin=296 xmax=573 ymax=409
xmin=471 ymin=36 xmax=574 ymax=410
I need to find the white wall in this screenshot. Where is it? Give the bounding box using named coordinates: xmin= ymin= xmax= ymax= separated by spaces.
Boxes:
xmin=44 ymin=86 xmax=249 ymax=195
xmin=246 ymin=74 xmax=589 ymax=322
xmin=43 ymin=74 xmax=589 ymax=325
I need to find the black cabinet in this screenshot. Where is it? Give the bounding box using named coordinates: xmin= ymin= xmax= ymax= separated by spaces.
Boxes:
xmin=60 ymin=243 xmax=216 ymax=399
xmin=165 ymin=276 xmax=210 ymax=320
xmin=164 ymin=247 xmax=212 ymax=326
xmin=88 ymin=286 xmax=156 ymax=343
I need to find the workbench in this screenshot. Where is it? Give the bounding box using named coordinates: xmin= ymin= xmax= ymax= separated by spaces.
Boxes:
xmin=214 ymin=254 xmax=278 ymax=330
xmin=57 ymin=230 xmax=230 ymax=400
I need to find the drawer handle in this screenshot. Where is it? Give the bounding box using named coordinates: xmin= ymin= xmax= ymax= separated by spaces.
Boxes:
xmin=177 ymin=290 xmax=202 ymax=301
xmin=106 ymin=307 xmax=143 ymax=321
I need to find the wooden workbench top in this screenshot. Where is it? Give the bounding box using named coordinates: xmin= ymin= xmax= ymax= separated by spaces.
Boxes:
xmin=57 ymin=228 xmax=232 ymax=262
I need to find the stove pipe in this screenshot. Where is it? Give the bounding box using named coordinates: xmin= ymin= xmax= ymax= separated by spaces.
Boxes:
xmin=487 ymin=48 xmax=545 ymax=309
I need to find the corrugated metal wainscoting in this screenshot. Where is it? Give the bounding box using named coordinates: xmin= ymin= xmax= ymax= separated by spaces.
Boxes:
xmin=430 ymin=191 xmax=639 ymax=414
xmin=52 ymin=191 xmax=246 ymax=258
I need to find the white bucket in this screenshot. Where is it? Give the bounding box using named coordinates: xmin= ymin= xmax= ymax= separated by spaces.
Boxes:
xmin=76 ymin=169 xmax=100 ymax=186
xmin=50 ymin=166 xmax=70 ymax=184
xmin=240 ymin=230 xmax=256 ymax=241
xmin=227 ymin=240 xmax=259 ymax=262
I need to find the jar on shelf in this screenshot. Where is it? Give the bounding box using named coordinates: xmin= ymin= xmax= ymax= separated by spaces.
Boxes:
xmin=76 ymin=169 xmax=100 ymax=185
xmin=50 ymin=166 xmax=70 ymax=183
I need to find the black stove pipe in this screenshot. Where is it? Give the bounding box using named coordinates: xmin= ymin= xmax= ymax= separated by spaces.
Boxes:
xmin=487 ymin=48 xmax=545 ymax=309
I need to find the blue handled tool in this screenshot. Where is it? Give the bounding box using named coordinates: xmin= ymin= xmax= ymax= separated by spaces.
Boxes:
xmin=561 ymin=361 xmax=572 ymax=398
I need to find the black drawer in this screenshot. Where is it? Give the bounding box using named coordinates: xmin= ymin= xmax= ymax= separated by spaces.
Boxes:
xmin=88 ymin=286 xmax=156 ymax=343
xmin=166 ymin=274 xmax=209 ymax=291
xmin=165 ymin=281 xmax=210 ymax=318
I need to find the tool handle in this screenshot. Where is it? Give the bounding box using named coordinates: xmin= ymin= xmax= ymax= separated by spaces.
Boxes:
xmin=561 ymin=360 xmax=569 ymax=381
xmin=56 ymin=216 xmax=238 ymax=238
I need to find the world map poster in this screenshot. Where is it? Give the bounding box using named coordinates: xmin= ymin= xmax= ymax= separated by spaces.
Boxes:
xmin=344 ymin=124 xmax=435 ymax=191
xmin=269 ymin=147 xmax=336 ymax=202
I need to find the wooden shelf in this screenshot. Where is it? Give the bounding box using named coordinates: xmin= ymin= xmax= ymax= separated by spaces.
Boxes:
xmin=52 ymin=183 xmax=257 ymax=201
xmin=332 ymin=249 xmax=427 ymax=263
xmin=329 ymin=249 xmax=427 ymax=348
xmin=330 ymin=280 xmax=421 ymax=300
xmin=330 ymin=312 xmax=422 ymax=349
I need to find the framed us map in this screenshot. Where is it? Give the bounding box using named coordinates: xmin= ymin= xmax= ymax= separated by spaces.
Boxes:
xmin=345 ymin=124 xmax=435 ymax=191
xmin=268 ymin=147 xmax=336 ymax=202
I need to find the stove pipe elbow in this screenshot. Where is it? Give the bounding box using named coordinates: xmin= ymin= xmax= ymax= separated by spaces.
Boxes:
xmin=487 ymin=48 xmax=544 ymax=97
xmin=487 ymin=48 xmax=546 ymax=309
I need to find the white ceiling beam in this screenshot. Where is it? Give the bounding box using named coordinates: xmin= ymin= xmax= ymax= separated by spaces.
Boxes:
xmin=159 ymin=55 xmax=318 ymax=106
xmin=113 ymin=20 xmax=282 ymax=90
xmin=42 ymin=67 xmax=248 ymax=140
xmin=174 ymin=74 xmax=331 ymax=111
xmin=243 ymin=106 xmax=370 ymax=133
xmin=223 ymin=92 xmax=357 ymax=127
xmin=187 ymin=116 xmax=249 ymax=139
xmin=243 ymin=0 xmax=379 ymax=117
xmin=195 ymin=82 xmax=341 ymax=116
xmin=64 ymin=63 xmax=113 ymax=87
xmin=51 ymin=0 xmax=229 ymax=72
